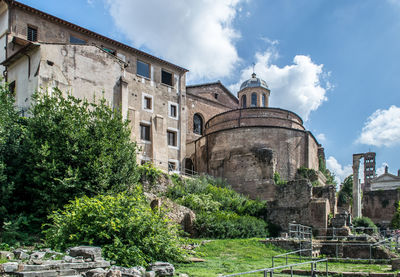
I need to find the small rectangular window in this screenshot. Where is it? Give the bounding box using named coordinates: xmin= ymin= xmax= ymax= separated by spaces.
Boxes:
xmin=168 ymin=161 xmax=177 ymax=172
xmin=137 ymin=60 xmax=150 ymax=78
xmin=167 ymin=130 xmax=177 ymax=147
xmin=170 ymin=105 xmax=177 ymax=118
xmin=144 ymin=96 xmax=152 ymax=110
xmin=140 ymin=124 xmax=151 ymax=141
xmin=9 ymin=81 xmax=15 ymax=95
xmin=214 ymin=93 xmax=219 ymax=99
xmin=161 ymin=69 xmax=173 ymax=86
xmin=27 ymin=26 xmax=37 ymax=42
xmin=70 ymin=35 xmax=86 ymax=44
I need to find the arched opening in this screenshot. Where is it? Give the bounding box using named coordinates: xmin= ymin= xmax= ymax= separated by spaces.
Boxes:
xmin=184 ymin=158 xmax=195 ymax=176
xmin=241 ymin=95 xmax=247 ymax=108
xmin=251 ymin=92 xmax=257 ymax=107
xmin=193 ymin=113 xmax=203 ymax=135
xmin=262 ymin=94 xmax=266 ymax=107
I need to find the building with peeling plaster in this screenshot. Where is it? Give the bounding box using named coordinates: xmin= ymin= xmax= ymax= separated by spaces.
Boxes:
xmin=0 ymin=1 xmax=334 ymax=227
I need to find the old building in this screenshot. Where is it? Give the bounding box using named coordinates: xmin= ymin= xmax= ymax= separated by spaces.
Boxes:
xmin=0 ymin=1 xmax=335 ymax=230
xmin=0 ymin=0 xmax=188 ymax=172
xmin=187 ymin=73 xmax=324 ymax=201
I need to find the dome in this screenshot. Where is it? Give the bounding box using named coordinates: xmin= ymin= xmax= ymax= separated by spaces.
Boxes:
xmin=239 ymin=73 xmax=269 ymax=91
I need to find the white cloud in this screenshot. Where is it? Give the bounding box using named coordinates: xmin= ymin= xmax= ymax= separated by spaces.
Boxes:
xmin=104 ymin=0 xmax=243 ymax=80
xmin=388 ymin=0 xmax=400 ymax=6
xmin=326 ymin=156 xmax=352 ymax=185
xmin=229 ymin=48 xmax=330 ymax=120
xmin=316 ymin=133 xmax=326 ymax=143
xmin=357 ymin=105 xmax=400 ymax=147
xmin=376 ymin=162 xmax=389 ymax=176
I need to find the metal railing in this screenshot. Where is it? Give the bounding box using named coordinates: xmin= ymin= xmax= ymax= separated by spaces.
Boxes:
xmin=220 ymin=258 xmax=328 ymax=277
xmin=289 ymin=223 xmax=313 ymax=240
xmin=271 ymin=249 xmax=312 ymax=268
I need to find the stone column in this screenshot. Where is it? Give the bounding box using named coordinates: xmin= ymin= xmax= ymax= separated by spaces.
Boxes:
xmin=352 ymin=154 xmax=363 ymax=218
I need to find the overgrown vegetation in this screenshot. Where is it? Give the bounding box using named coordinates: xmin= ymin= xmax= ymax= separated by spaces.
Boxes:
xmin=45 ymin=192 xmax=185 ymax=267
xmin=392 ymin=201 xmax=400 ymax=228
xmin=0 ymin=86 xmax=139 ymax=244
xmin=273 ymin=172 xmax=287 ymax=185
xmin=167 ymin=175 xmax=270 ymax=238
xmin=352 ymin=216 xmax=378 ymax=233
xmin=319 ymin=155 xmax=336 ymax=185
xmin=337 ymin=175 xmax=353 ymax=207
xmin=296 ymin=167 xmax=320 ymax=186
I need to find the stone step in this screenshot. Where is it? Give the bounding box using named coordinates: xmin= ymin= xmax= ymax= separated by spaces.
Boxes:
xmin=20 ymin=261 xmax=110 ymax=272
xmin=15 ymin=270 xmax=58 ymax=277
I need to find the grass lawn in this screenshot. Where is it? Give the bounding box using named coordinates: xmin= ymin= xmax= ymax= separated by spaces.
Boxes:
xmin=175 ymin=238 xmax=398 ymax=277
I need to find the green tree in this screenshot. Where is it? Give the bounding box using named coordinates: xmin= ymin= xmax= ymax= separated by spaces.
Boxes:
xmin=2 ymin=87 xmax=140 ymax=241
xmin=337 ymin=174 xmax=353 ymax=206
xmin=0 ymin=83 xmax=26 ymax=237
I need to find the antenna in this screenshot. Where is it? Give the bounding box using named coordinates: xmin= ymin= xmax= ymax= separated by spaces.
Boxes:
xmin=252 ymin=62 xmax=255 ymax=73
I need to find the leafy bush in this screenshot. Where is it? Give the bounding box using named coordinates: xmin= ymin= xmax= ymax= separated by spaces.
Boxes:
xmin=44 ymin=192 xmax=185 ymax=267
xmin=167 ymin=175 xmax=269 ymax=238
xmin=138 ymin=163 xmax=162 ymax=184
xmin=194 ymin=211 xmax=268 ymax=238
xmin=352 ymin=216 xmax=377 ymax=233
xmin=0 ymin=87 xmax=140 ymax=243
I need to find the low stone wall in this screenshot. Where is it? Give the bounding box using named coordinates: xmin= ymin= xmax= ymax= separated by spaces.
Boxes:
xmin=363 ymin=189 xmax=400 ymax=227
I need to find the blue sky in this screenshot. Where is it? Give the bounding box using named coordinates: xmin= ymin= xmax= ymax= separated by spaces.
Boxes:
xmin=20 ymin=0 xmax=400 ymax=183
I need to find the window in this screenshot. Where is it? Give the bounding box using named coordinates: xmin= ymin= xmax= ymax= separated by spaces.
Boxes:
xmin=27 ymin=26 xmax=37 ymax=42
xmin=168 ymin=102 xmax=178 ymax=119
xmin=193 ymin=113 xmax=203 ymax=135
xmin=241 ymin=95 xmax=247 ymax=108
xmin=161 ymin=69 xmax=173 ymax=86
xmin=69 ymin=35 xmax=86 ymax=44
xmin=137 ymin=60 xmax=150 ymax=78
xmin=9 ymin=81 xmax=15 ymax=95
xmin=167 ymin=130 xmax=177 ymax=147
xmin=214 ymin=93 xmax=219 ymax=99
xmin=251 ymin=92 xmax=257 ymax=107
xmin=140 ymin=124 xmax=151 ymax=141
xmin=262 ymin=94 xmax=266 ymax=107
xmin=142 ymin=93 xmax=153 ymax=112
xmin=144 ymin=96 xmax=152 ymax=109
xmin=168 ymin=161 xmax=177 ymax=172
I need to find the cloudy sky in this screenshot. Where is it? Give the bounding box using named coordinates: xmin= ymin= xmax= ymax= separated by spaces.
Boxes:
xmin=22 ymin=0 xmax=400 ymax=184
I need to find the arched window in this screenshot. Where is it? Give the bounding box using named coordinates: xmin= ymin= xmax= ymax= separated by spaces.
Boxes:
xmin=241 ymin=95 xmax=247 ymax=108
xmin=262 ymin=94 xmax=266 ymax=107
xmin=251 ymin=92 xmax=257 ymax=107
xmin=193 ymin=113 xmax=203 ymax=135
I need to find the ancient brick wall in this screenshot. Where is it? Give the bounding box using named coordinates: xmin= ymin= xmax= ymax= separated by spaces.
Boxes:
xmin=362 ymin=189 xmax=400 ymax=227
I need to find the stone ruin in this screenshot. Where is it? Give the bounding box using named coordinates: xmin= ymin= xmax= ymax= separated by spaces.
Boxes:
xmin=0 ymin=246 xmax=178 ymax=277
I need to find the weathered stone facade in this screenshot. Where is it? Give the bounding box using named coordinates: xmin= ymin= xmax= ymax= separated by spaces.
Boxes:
xmin=363 ymin=189 xmax=400 ymax=227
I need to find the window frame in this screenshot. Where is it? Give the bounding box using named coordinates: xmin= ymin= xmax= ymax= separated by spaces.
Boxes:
xmin=161 ymin=69 xmax=173 ymax=87
xmin=241 ymin=95 xmax=247 ymax=108
xmin=142 ymin=92 xmax=154 ymax=113
xmin=262 ymin=94 xmax=266 ymax=107
xmin=168 ymin=159 xmax=180 ymax=173
xmin=140 ymin=122 xmax=151 ymax=142
xmin=167 ymin=127 xmax=179 ymax=149
xmin=69 ymin=34 xmax=86 ymax=45
xmin=27 ymin=25 xmax=38 ymax=42
xmin=193 ymin=113 xmax=203 ymax=135
xmin=251 ymin=92 xmax=257 ymax=107
xmin=137 ymin=60 xmax=151 ymax=79
xmin=168 ymin=101 xmax=179 ymax=120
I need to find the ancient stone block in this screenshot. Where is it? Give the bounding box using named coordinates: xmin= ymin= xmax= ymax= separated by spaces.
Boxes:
xmin=148 ymin=262 xmax=174 ymax=276
xmin=68 ymin=246 xmax=102 ymax=260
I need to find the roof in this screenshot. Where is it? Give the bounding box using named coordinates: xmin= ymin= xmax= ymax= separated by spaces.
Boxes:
xmin=1 ymin=41 xmax=39 ymax=66
xmin=239 ymin=73 xmax=269 ymax=91
xmin=187 ymin=80 xmax=238 ymax=104
xmin=4 ymin=0 xmax=188 ymax=72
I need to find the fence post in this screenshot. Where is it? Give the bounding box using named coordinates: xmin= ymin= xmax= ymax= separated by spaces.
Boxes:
xmin=326 ymin=259 xmax=328 ymax=277
xmin=311 ymin=262 xmax=314 ymax=277
xmin=272 ymin=257 xmax=274 ymax=268
xmin=291 ymin=266 xmax=293 ymax=277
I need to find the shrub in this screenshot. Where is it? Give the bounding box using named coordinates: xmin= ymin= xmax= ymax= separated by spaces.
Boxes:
xmin=352 ymin=216 xmax=377 ymax=233
xmin=166 ymin=175 xmax=269 ymax=238
xmin=273 ymin=172 xmax=287 ymax=186
xmin=44 ymin=192 xmax=185 ymax=267
xmin=194 ymin=211 xmax=268 ymax=239
xmin=392 ymin=201 xmax=400 ymax=229
xmin=337 ymin=175 xmax=353 ymax=207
